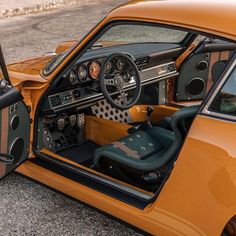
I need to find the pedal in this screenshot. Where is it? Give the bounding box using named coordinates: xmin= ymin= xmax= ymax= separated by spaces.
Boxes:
xmin=77 ymin=113 xmax=85 ymax=129
xmin=69 ymin=115 xmax=77 ymax=127
xmin=77 ymin=113 xmax=85 ymax=143
xmin=57 ymin=118 xmax=65 ymax=131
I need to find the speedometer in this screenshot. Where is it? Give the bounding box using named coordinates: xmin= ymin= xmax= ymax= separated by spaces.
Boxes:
xmin=69 ymin=70 xmax=77 ymax=85
xmin=89 ymin=61 xmax=101 ymax=79
xmin=77 ymin=65 xmax=87 ymax=82
xmin=105 ymin=61 xmax=114 ymax=74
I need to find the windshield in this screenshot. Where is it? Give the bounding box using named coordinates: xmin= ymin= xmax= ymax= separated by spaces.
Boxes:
xmin=43 ymin=22 xmax=189 ymax=75
xmin=91 ymin=24 xmax=188 ymax=49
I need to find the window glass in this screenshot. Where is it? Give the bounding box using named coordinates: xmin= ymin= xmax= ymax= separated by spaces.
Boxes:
xmin=90 ymin=24 xmax=188 ymax=50
xmin=209 ymin=66 xmax=236 ymax=115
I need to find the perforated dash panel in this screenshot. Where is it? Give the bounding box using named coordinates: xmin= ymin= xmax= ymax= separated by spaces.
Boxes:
xmin=91 ymin=99 xmax=133 ymax=123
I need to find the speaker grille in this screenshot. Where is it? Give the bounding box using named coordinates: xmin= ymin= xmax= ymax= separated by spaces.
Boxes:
xmin=10 ymin=115 xmax=19 ymax=130
xmin=9 ymin=137 xmax=24 ymax=164
xmin=186 ymin=78 xmax=206 ymax=96
xmin=197 ymin=60 xmax=208 ymax=71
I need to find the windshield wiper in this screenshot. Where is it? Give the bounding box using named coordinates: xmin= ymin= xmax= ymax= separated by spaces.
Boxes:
xmin=89 ymin=42 xmax=104 ymax=49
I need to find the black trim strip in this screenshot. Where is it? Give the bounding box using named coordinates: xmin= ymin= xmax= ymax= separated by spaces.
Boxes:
xmin=195 ymin=43 xmax=236 ymax=54
xmin=33 ymin=153 xmax=154 ymax=209
xmin=0 ymin=45 xmax=10 ymax=84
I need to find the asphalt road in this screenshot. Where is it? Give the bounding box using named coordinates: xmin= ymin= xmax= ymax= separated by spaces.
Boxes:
xmin=0 ymin=0 xmax=126 ymax=64
xmin=0 ymin=1 xmax=144 ymax=235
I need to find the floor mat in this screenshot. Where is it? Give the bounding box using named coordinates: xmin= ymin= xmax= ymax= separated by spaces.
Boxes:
xmin=57 ymin=141 xmax=99 ymax=167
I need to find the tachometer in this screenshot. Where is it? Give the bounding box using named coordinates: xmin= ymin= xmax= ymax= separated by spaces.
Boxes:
xmin=89 ymin=61 xmax=101 ymax=79
xmin=77 ymin=64 xmax=87 ymax=82
xmin=116 ymin=58 xmax=126 ymax=71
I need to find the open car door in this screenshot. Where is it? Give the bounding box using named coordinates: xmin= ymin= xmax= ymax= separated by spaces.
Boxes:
xmin=0 ymin=45 xmax=30 ymax=180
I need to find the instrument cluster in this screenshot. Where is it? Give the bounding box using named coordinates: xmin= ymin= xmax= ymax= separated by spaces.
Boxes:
xmin=67 ymin=57 xmax=128 ymax=85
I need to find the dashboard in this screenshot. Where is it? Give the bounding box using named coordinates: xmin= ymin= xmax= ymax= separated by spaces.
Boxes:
xmin=45 ymin=43 xmax=182 ymax=112
xmin=48 ymin=61 xmax=177 ymax=111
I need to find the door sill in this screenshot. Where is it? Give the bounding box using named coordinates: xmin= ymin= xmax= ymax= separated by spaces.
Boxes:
xmin=33 ymin=152 xmax=156 ymax=209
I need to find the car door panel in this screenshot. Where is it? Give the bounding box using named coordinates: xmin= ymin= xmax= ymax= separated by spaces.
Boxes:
xmin=175 ymin=53 xmax=210 ymax=101
xmin=0 ymin=90 xmax=30 ymax=179
xmin=175 ymin=42 xmax=236 ymax=102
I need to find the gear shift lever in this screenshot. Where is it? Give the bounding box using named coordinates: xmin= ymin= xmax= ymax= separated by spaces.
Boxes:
xmin=127 ymin=106 xmax=154 ymax=134
xmin=146 ymin=106 xmax=154 ymax=127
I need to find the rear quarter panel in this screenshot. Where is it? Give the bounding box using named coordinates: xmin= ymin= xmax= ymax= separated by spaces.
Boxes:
xmin=156 ymin=115 xmax=236 ymax=235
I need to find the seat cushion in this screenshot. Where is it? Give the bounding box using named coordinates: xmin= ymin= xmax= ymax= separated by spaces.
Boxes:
xmin=111 ymin=130 xmax=162 ymax=160
xmin=94 ymin=127 xmax=175 ymax=171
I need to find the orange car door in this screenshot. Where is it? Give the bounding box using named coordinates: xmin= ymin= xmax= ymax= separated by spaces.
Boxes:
xmin=0 ymin=46 xmax=30 ymax=180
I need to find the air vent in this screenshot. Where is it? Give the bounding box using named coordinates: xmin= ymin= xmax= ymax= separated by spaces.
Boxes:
xmin=49 ymin=94 xmax=62 ymax=108
xmin=135 ymin=56 xmax=150 ymax=65
xmin=167 ymin=63 xmax=176 ymax=72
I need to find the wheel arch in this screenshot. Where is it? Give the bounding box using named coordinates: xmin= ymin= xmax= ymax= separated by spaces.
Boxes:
xmin=221 ymin=215 xmax=236 ymax=236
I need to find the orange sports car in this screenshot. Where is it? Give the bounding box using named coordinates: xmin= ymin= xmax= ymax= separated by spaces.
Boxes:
xmin=0 ymin=0 xmax=236 ymax=235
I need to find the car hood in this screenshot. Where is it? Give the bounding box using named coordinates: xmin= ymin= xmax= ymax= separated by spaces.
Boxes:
xmin=7 ymin=55 xmax=53 ymax=86
xmin=55 ymin=40 xmax=77 ymax=54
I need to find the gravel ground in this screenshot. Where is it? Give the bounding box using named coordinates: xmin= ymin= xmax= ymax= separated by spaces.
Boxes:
xmin=0 ymin=1 xmax=144 ymax=235
xmin=0 ymin=0 xmax=75 ymax=10
xmin=0 ymin=0 xmax=126 ymax=63
xmin=0 ymin=0 xmax=127 ymax=64
xmin=0 ymin=0 xmax=91 ymax=18
xmin=0 ymin=173 xmax=143 ymax=236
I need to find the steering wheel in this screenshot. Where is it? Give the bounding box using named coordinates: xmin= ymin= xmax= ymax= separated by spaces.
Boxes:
xmin=99 ymin=53 xmax=141 ymax=110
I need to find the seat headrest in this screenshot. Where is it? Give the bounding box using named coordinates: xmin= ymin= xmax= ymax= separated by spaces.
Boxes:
xmin=211 ymin=60 xmax=228 ymax=83
xmin=171 ymin=105 xmax=200 ymax=128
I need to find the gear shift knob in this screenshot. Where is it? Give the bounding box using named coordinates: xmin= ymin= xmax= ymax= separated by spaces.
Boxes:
xmin=146 ymin=106 xmax=154 ymax=127
xmin=147 ymin=106 xmax=154 ymax=118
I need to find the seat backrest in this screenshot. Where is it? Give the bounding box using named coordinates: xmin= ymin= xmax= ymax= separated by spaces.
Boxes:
xmin=152 ymin=105 xmax=200 ymax=170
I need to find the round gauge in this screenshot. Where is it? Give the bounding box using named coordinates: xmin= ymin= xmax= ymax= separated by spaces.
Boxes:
xmin=116 ymin=58 xmax=126 ymax=71
xmin=89 ymin=61 xmax=101 ymax=79
xmin=77 ymin=65 xmax=87 ymax=82
xmin=69 ymin=70 xmax=77 ymax=84
xmin=105 ymin=61 xmax=114 ymax=74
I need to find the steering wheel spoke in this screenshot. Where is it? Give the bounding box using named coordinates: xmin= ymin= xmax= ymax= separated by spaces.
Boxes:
xmin=104 ymin=78 xmax=115 ymax=86
xmin=118 ymin=88 xmax=128 ymax=105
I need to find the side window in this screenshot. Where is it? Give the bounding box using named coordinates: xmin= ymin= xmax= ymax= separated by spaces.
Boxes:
xmin=209 ymin=66 xmax=236 ymax=115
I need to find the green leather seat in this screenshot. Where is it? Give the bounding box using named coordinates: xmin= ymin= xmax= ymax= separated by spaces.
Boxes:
xmin=94 ymin=105 xmax=199 ymax=172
